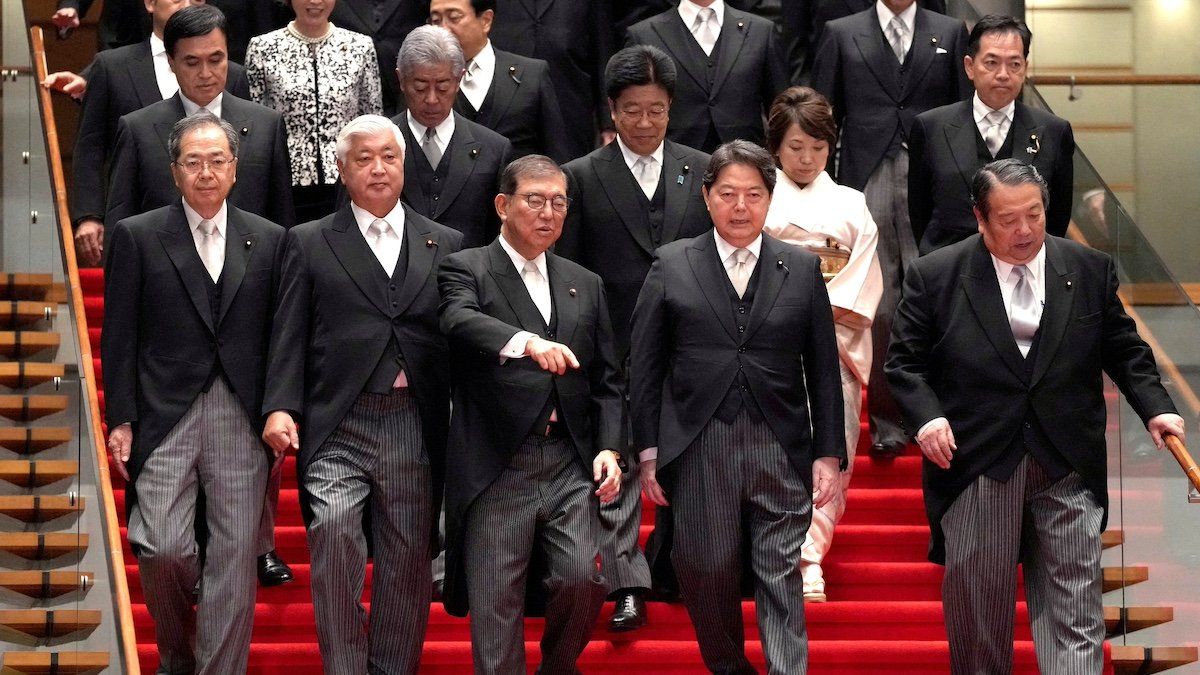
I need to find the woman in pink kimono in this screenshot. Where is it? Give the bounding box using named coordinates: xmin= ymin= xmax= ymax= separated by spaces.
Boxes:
xmin=763 ymin=87 xmax=883 ymax=602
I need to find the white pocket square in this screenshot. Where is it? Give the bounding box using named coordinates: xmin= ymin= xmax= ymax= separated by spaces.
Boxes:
xmin=936 ymin=47 xmax=948 ymax=54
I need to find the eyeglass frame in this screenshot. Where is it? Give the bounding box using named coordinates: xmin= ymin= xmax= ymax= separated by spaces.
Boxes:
xmin=508 ymin=192 xmax=572 ymax=214
xmin=173 ymin=155 xmax=237 ymax=175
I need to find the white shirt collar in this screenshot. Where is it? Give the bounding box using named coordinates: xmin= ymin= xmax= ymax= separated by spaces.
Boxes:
xmin=498 ymin=233 xmax=549 ymax=281
xmin=180 ymin=91 xmax=223 ymax=118
xmin=679 ymin=0 xmax=725 ymax=30
xmin=615 ymin=136 xmax=665 ymax=174
xmin=407 ymin=110 xmax=456 ymax=154
xmin=713 ymin=229 xmax=763 ymax=264
xmin=990 ymin=241 xmax=1046 ymax=288
xmin=351 ymin=200 xmax=407 ymax=240
xmin=876 ymin=0 xmax=917 ymax=35
xmin=182 ymin=198 xmax=228 ymax=239
xmin=149 ymin=33 xmax=167 ymax=57
xmin=972 ymin=92 xmax=1016 ymax=126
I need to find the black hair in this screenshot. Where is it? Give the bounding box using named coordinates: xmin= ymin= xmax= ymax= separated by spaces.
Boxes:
xmin=164 ymin=4 xmax=228 ymax=58
xmin=604 ymin=45 xmax=677 ymax=101
xmin=968 ymin=15 xmax=1032 ymax=58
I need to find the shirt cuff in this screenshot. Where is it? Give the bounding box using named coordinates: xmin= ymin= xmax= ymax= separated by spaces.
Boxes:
xmin=499 ymin=331 xmax=537 ymax=362
xmin=638 ymin=447 xmax=658 ymax=462
xmin=917 ymin=417 xmax=948 ymax=438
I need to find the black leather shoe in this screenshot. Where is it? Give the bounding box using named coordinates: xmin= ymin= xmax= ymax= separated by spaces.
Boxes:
xmin=870 ymin=441 xmax=905 ymax=459
xmin=257 ymin=550 xmax=294 ymax=587
xmin=608 ymin=591 xmax=647 ymax=632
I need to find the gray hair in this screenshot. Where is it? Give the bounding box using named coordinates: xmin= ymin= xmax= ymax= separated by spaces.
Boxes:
xmin=971 ymin=158 xmax=1049 ymax=220
xmin=703 ymin=140 xmax=777 ymax=193
xmin=498 ymin=154 xmax=568 ymax=196
xmin=396 ymin=25 xmax=465 ymax=81
xmin=168 ymin=110 xmax=238 ymax=161
xmin=334 ymin=114 xmax=407 ymax=163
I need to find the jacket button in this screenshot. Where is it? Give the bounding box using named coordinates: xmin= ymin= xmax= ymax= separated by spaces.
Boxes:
xmin=391 ymin=301 xmax=398 ymax=307
xmin=547 ymin=331 xmax=556 ymax=339
xmin=738 ymin=325 xmax=745 ymax=333
xmin=738 ymin=346 xmax=746 ymax=353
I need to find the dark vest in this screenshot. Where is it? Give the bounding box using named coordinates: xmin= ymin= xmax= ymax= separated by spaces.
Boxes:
xmin=713 ymin=251 xmax=765 ymax=424
xmin=974 ymin=116 xmax=1018 ymax=162
xmin=363 ymin=236 xmax=413 ymax=394
xmin=883 ymin=27 xmax=918 ymax=159
xmin=201 ymin=265 xmax=227 ymax=392
xmin=677 ymin=16 xmax=725 ymax=151
xmin=530 ymin=279 xmax=562 ymax=436
xmin=409 ymin=131 xmax=455 ymax=218
xmin=631 ymin=163 xmax=668 ymax=248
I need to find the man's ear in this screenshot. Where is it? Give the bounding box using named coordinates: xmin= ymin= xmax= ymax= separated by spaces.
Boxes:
xmin=494 ymin=192 xmax=509 ymax=222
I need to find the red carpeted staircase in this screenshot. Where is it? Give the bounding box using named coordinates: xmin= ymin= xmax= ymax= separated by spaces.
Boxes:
xmin=80 ymin=267 xmax=1121 ymax=673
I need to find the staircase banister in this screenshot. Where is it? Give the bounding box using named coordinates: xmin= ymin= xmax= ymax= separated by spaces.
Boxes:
xmin=29 ymin=24 xmax=142 ymax=674
xmin=1164 ymin=435 xmax=1200 ymax=494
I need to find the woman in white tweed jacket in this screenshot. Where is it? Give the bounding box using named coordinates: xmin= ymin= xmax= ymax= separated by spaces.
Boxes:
xmin=245 ymin=0 xmax=382 ymax=223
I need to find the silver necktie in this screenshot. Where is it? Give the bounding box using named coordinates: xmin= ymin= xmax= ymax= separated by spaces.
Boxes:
xmin=983 ymin=110 xmax=1007 ymax=157
xmin=368 ymin=218 xmax=397 ymax=276
xmin=692 ymin=7 xmax=718 ymax=56
xmin=422 ymin=126 xmax=443 ymax=169
xmin=1009 ymin=265 xmax=1040 ymax=357
xmin=197 ymin=219 xmax=223 ymax=282
xmin=522 ymin=260 xmax=551 ymax=324
xmin=730 ymin=248 xmax=752 ymax=299
xmin=887 ymin=16 xmax=908 ymax=64
xmin=634 ymin=156 xmax=659 ymax=200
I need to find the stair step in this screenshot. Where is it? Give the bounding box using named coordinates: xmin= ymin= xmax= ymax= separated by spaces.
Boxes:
xmin=0 ymin=609 xmax=102 ymax=638
xmin=0 ymin=333 xmax=60 ymax=358
xmin=0 ymin=460 xmax=79 ymax=487
xmin=0 ymin=495 xmax=86 ymax=523
xmin=0 ymin=301 xmax=55 ymax=328
xmin=0 ymin=395 xmax=69 ymax=421
xmin=0 ymin=651 xmax=109 ymax=674
xmin=1103 ymin=566 xmax=1149 ymax=592
xmin=1102 ymin=529 xmax=1124 ymax=549
xmin=1105 ymin=606 xmax=1175 ymax=636
xmin=0 ymin=571 xmax=93 ymax=599
xmin=0 ymin=274 xmax=55 ymax=301
xmin=0 ymin=427 xmax=72 ymax=454
xmin=0 ymin=533 xmax=88 ymax=560
xmin=1111 ymin=645 xmax=1199 ymax=674
xmin=0 ymin=363 xmax=65 ymax=388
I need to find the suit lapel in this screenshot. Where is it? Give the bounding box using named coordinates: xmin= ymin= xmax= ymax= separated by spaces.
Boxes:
xmin=661 ymin=142 xmax=698 ymax=244
xmin=595 ymin=144 xmax=654 ymax=256
xmin=547 ymin=254 xmax=579 ymax=344
xmin=399 ymin=123 xmax=430 ymax=205
xmin=1010 ymin=102 xmax=1044 ymax=167
xmin=481 ymin=55 xmax=521 ymax=125
xmin=653 ymin=16 xmax=709 ymax=93
xmin=220 ymin=95 xmax=250 ymax=145
xmin=434 ymin=115 xmax=481 ymax=219
xmin=1029 ymin=238 xmax=1075 ymax=386
xmin=129 ymin=42 xmax=163 ymax=107
xmin=216 ymin=208 xmax=254 ymax=327
xmin=685 ymin=235 xmax=737 ymax=342
xmin=157 ymin=204 xmax=215 ymax=334
xmin=710 ymin=8 xmax=751 ymax=98
xmin=323 ymin=206 xmax=392 ymax=316
xmin=852 ymin=18 xmax=901 ymax=102
xmin=487 ymin=240 xmax=551 ymax=334
xmin=961 ymin=239 xmax=1026 ymax=381
xmin=152 ymin=95 xmax=187 ymax=158
xmin=905 ymin=11 xmax=939 ymax=97
xmin=534 ymin=0 xmax=555 ymax=20
xmin=743 ymin=237 xmax=787 ymax=342
xmin=946 ymin=103 xmax=982 ymax=196
xmin=394 ymin=205 xmax=437 ymax=316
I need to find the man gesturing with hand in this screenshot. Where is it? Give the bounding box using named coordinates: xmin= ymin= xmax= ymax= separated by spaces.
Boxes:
xmin=437 ymin=154 xmax=624 ymax=675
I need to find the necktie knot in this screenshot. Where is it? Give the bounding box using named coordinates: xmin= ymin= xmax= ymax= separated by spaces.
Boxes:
xmin=464 ymin=60 xmax=477 ymax=81
xmin=733 ymin=248 xmax=751 ymax=266
xmin=696 ymin=7 xmax=714 ymax=26
xmin=199 ymin=219 xmax=217 ymax=237
xmin=523 ymin=260 xmax=541 ymax=279
xmin=368 ymin=218 xmax=390 ymax=240
xmin=1011 ymin=264 xmax=1028 ymax=283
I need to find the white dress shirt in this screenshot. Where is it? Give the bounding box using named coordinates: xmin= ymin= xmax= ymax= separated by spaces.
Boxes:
xmin=180 ymin=91 xmax=223 ymax=118
xmin=616 ymin=136 xmax=665 ymax=199
xmin=461 ymin=40 xmax=496 ymax=112
xmin=351 ymin=201 xmax=406 ymax=275
xmin=182 ymin=198 xmax=228 ymax=279
xmin=679 ymin=0 xmax=725 ymax=53
xmin=917 ymin=243 xmax=1047 ymax=437
xmin=407 ymin=110 xmax=455 ymax=159
xmin=498 ymin=235 xmax=553 ymax=360
xmin=973 ymin=92 xmax=1016 ymax=151
xmin=876 ymin=0 xmax=917 ymax=56
xmin=149 ymin=34 xmax=179 ymax=100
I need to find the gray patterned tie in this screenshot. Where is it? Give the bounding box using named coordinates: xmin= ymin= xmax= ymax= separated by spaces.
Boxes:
xmin=1009 ymin=265 xmax=1040 ymax=357
xmin=422 ymin=127 xmax=443 ymax=170
xmin=197 ymin=219 xmax=223 ymax=282
xmin=887 ymin=16 xmax=908 ymax=64
xmin=983 ymin=110 xmax=1007 ymax=157
xmin=729 ymin=248 xmax=752 ymax=298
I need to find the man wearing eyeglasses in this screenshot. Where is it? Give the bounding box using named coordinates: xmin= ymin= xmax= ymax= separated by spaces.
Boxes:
xmin=392 ymin=25 xmax=512 ymax=249
xmin=438 ymin=154 xmax=624 ymax=674
xmin=102 ymin=111 xmax=286 ymax=674
xmin=557 ymin=44 xmax=713 ymax=632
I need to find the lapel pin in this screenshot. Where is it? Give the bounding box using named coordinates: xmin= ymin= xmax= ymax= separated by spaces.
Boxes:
xmin=509 ymin=65 xmax=520 ymax=84
xmin=426 ymin=239 xmax=436 ymax=248
xmin=245 ymin=240 xmax=252 ymax=248
xmin=469 ymin=148 xmax=479 ymax=159
xmin=682 ymin=164 xmax=690 ymax=173
xmin=240 ymin=127 xmax=249 ymax=135
xmin=1066 ymin=280 xmax=1073 ymax=288
xmin=569 ymin=288 xmax=577 ymax=297
xmin=931 ymin=37 xmax=938 ymax=45
xmin=737 ymin=21 xmax=745 ymax=30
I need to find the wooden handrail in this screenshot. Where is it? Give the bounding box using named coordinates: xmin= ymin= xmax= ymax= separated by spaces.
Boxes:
xmin=1030 ymin=74 xmax=1200 ymax=86
xmin=1165 ymin=435 xmax=1200 ymax=494
xmin=29 ymin=25 xmax=142 ymax=675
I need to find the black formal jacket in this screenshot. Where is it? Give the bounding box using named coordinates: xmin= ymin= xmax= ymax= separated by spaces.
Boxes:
xmin=625 ymin=6 xmax=789 ymax=153
xmin=262 ymin=203 xmax=462 ymax=478
xmin=490 ymin=0 xmax=615 ymax=159
xmin=908 ymin=99 xmax=1076 ymax=254
xmin=629 ymin=232 xmax=845 ymax=484
xmin=72 ymin=41 xmax=249 ymax=227
xmin=812 ymin=6 xmax=971 ymax=191
xmin=804 ymin=0 xmax=945 ymax=80
xmin=329 ymin=0 xmax=429 ymax=114
xmin=886 ymin=235 xmax=1177 ymax=563
xmin=558 ymin=140 xmax=712 ymax=360
xmin=394 ymin=112 xmax=513 ymax=249
xmin=62 ymin=0 xmax=283 ymax=60
xmin=438 ymin=239 xmax=623 ymax=616
xmin=454 ymin=47 xmax=572 ymax=163
xmin=101 ymin=203 xmax=286 ymax=495
xmin=106 ymin=92 xmax=295 ymax=232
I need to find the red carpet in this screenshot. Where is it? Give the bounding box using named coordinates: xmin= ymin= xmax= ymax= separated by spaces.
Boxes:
xmin=80 ymin=267 xmax=1114 ymax=673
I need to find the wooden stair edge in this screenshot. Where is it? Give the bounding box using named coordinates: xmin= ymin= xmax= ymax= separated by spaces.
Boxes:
xmin=0 ymin=609 xmax=102 ymax=637
xmin=0 ymin=495 xmax=86 ymax=523
xmin=1102 ymin=529 xmax=1124 ymax=549
xmin=1112 ymin=645 xmax=1199 ymax=674
xmin=1104 ymin=606 xmax=1175 ymax=635
xmin=1102 ymin=566 xmax=1150 ymax=592
xmin=0 ymin=571 xmax=94 ymax=598
xmin=0 ymin=650 xmax=110 ymax=673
